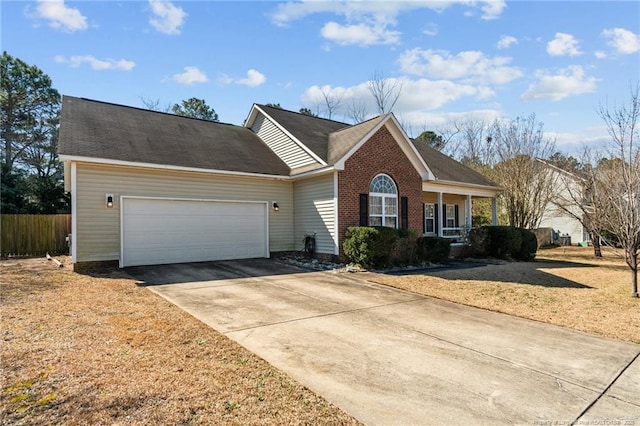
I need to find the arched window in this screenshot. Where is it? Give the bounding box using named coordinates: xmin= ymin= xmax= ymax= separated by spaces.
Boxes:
xmin=369 ymin=174 xmax=398 ymax=228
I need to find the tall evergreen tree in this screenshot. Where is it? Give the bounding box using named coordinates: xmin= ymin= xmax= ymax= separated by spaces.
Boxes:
xmin=1 ymin=52 xmax=68 ymax=213
xmin=171 ymin=97 xmax=218 ymax=121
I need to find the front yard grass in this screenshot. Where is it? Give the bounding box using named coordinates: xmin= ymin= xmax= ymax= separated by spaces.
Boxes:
xmin=1 ymin=257 xmax=359 ymax=425
xmin=369 ymin=246 xmax=639 ymax=344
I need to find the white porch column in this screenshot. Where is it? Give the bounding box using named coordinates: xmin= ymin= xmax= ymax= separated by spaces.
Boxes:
xmin=437 ymin=192 xmax=443 ymax=237
xmin=466 ymin=195 xmax=472 ymax=229
xmin=491 ymin=196 xmax=498 ymax=226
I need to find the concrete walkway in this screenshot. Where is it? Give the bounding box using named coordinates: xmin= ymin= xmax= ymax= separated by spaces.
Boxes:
xmin=128 ymin=259 xmax=640 ymax=425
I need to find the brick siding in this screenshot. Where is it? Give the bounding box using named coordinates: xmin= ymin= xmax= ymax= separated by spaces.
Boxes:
xmin=337 ymin=125 xmax=423 ymax=257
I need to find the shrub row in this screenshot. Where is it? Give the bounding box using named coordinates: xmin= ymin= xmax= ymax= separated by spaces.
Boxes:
xmin=468 ymin=226 xmax=537 ymax=260
xmin=342 ymin=225 xmax=536 ymax=268
xmin=343 ymin=226 xmax=451 ymax=268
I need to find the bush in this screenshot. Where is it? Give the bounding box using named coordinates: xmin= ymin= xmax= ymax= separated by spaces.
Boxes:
xmin=469 ymin=226 xmax=536 ymax=260
xmin=343 ymin=226 xmax=398 ymax=268
xmin=515 ymin=228 xmax=537 ymax=261
xmin=469 ymin=227 xmax=490 ymax=257
xmin=394 ymin=229 xmax=418 ymax=266
xmin=416 ymin=236 xmax=451 ymax=263
xmin=487 ymin=226 xmax=521 ymax=259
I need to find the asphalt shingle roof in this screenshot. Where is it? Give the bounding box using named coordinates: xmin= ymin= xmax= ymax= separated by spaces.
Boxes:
xmin=412 ymin=139 xmax=498 ymax=187
xmin=59 ymin=96 xmax=291 ymax=176
xmin=59 ymin=97 xmax=498 ymax=188
xmin=327 ymin=115 xmax=386 ymax=164
xmin=257 ymin=104 xmax=349 ymax=163
xmin=257 ymin=105 xmax=498 ymax=187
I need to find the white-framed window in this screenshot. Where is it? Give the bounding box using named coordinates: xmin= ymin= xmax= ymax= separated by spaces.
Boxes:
xmin=369 ymin=174 xmax=398 ymax=228
xmin=446 ymin=204 xmax=456 ymax=228
xmin=424 ymin=203 xmax=435 ymax=233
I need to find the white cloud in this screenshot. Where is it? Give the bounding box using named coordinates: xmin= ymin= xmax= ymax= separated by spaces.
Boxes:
xmin=269 ymin=1 xmax=505 ymax=46
xmin=548 ymin=126 xmax=611 ymax=152
xmin=546 ymin=32 xmax=582 ymax=57
xmin=602 ymin=28 xmax=640 ymax=54
xmin=302 ymin=77 xmax=495 ymax=117
xmin=148 ymin=0 xmax=186 ymax=35
xmin=271 ymin=1 xmax=506 ymax=26
xmin=173 ymin=66 xmax=208 ymax=85
xmin=321 ymin=21 xmax=400 ymax=46
xmin=398 ymin=109 xmax=502 ymax=137
xmin=220 ymin=69 xmax=266 ymax=87
xmin=422 ymin=23 xmax=438 ymax=37
xmin=521 ymin=66 xmax=597 ymax=101
xmin=237 ymin=69 xmax=266 ymax=87
xmin=54 ymin=55 xmax=135 ymax=71
xmin=34 ymin=0 xmax=87 ymax=32
xmin=497 ymin=35 xmax=518 ymax=49
xmin=398 ymin=48 xmax=522 ymax=85
xmin=480 ymin=1 xmax=506 ymax=20
xmin=397 ymin=79 xmax=495 ymax=110
xmin=594 ymin=51 xmax=607 ymax=59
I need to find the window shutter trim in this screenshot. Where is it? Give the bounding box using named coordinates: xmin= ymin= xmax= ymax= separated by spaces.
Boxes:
xmin=359 ymin=193 xmax=369 ymax=226
xmin=401 ymin=196 xmax=408 ymax=230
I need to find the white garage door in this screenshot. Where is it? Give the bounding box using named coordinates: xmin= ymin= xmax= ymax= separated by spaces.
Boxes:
xmin=121 ymin=197 xmax=268 ymax=267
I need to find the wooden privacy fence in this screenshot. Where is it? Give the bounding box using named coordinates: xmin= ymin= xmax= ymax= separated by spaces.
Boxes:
xmin=1 ymin=214 xmax=71 ymax=257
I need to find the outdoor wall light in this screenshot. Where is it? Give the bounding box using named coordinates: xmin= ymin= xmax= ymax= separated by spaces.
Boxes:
xmin=106 ymin=194 xmax=114 ymax=208
xmin=272 ymin=202 xmax=279 ymax=211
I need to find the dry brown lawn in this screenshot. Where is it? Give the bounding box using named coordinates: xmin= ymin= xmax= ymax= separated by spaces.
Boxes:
xmin=369 ymin=246 xmax=639 ymax=344
xmin=1 ymin=257 xmax=359 ymax=425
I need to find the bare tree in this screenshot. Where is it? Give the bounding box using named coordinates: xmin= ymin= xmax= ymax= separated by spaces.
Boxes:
xmin=491 ymin=113 xmax=558 ymax=229
xmin=319 ymin=87 xmax=343 ymax=120
xmin=139 ymin=96 xmax=171 ymax=113
xmin=543 ymin=154 xmax=604 ymax=257
xmin=593 ymin=85 xmax=640 ymax=297
xmin=346 ymin=98 xmax=368 ymax=123
xmin=367 ymin=70 xmax=403 ymax=114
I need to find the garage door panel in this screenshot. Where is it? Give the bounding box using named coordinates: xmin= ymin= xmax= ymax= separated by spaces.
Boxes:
xmin=122 ymin=198 xmax=268 ymax=267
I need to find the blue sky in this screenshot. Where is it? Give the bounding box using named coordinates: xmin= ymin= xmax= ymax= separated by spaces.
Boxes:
xmin=3 ymin=1 xmax=639 ymax=153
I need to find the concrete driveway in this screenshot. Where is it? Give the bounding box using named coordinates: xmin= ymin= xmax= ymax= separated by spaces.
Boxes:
xmin=127 ymin=259 xmax=640 ymax=425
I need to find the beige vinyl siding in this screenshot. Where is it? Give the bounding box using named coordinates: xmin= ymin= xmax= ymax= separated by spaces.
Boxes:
xmin=74 ymin=162 xmax=293 ymax=263
xmin=422 ymin=193 xmax=468 ymax=231
xmin=251 ymin=114 xmax=318 ymax=169
xmin=422 ymin=193 xmax=466 ymax=204
xmin=293 ymin=173 xmax=336 ymax=255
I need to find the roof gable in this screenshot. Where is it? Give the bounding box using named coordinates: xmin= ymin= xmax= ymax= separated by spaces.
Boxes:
xmin=332 ymin=114 xmax=433 ymax=180
xmin=249 ymin=106 xmax=434 ymax=181
xmin=247 ymin=104 xmax=349 ymax=163
xmin=58 ymin=97 xmax=290 ymax=176
xmin=327 ymin=115 xmax=385 ymax=164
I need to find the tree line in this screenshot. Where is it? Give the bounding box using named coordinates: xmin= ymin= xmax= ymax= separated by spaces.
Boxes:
xmin=1 ymin=52 xmax=68 ymax=214
xmin=420 ymin=89 xmax=639 ymax=297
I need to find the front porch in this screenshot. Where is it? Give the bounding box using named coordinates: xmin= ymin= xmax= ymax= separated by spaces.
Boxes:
xmin=422 ymin=182 xmax=499 ymax=244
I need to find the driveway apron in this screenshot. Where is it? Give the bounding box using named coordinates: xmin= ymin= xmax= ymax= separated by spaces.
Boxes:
xmin=128 ymin=259 xmax=640 ymax=425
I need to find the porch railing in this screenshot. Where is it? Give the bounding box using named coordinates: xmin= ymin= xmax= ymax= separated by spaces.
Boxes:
xmin=441 ymin=226 xmax=470 ymax=244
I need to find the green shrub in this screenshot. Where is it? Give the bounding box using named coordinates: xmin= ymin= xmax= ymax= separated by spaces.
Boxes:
xmin=394 ymin=229 xmax=418 ymax=266
xmin=487 ymin=226 xmax=521 ymax=259
xmin=515 ymin=228 xmax=537 ymax=261
xmin=343 ymin=226 xmax=398 ymax=268
xmin=469 ymin=226 xmax=536 ymax=260
xmin=469 ymin=227 xmax=490 ymax=257
xmin=416 ymin=236 xmax=451 ymax=263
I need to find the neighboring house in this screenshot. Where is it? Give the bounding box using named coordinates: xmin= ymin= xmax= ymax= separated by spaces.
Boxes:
xmin=58 ymin=97 xmax=501 ymax=269
xmin=537 ymin=159 xmax=590 ymax=245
